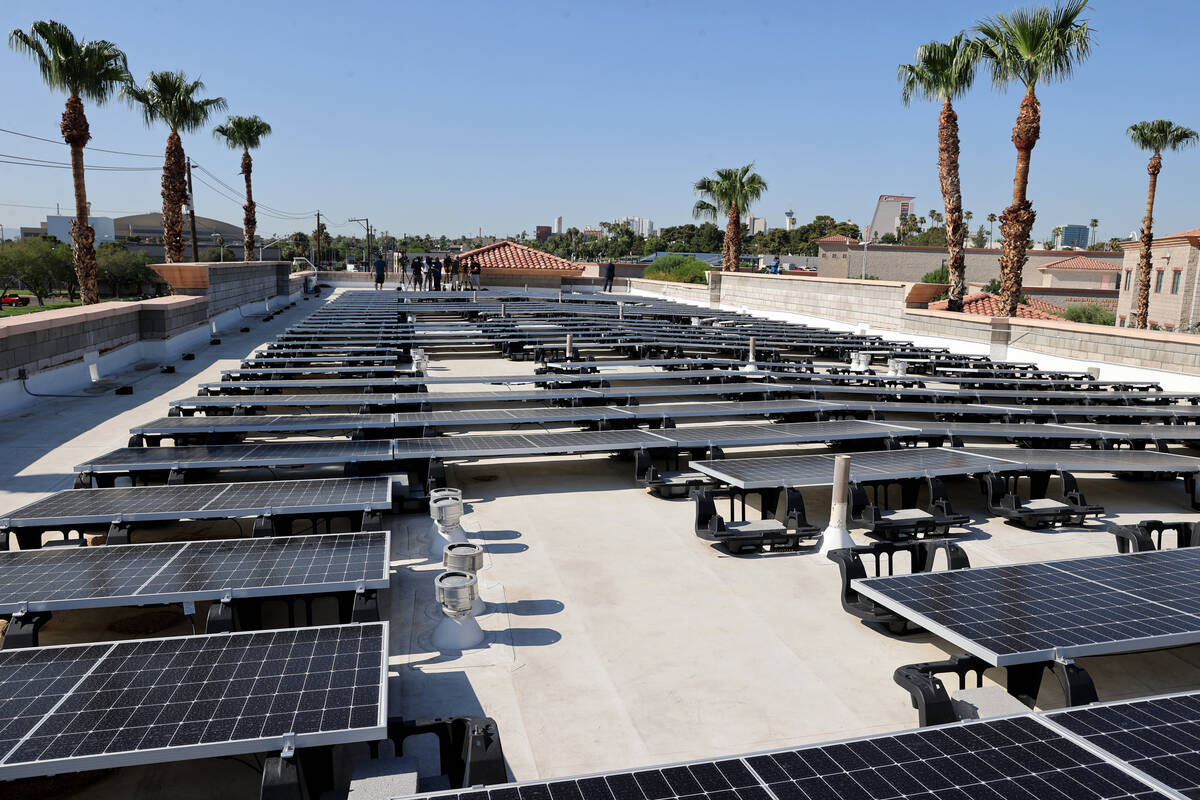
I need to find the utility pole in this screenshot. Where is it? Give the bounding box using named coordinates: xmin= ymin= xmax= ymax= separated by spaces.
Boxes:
xmin=315 ymin=211 xmax=321 ymax=267
xmin=349 ymin=217 xmax=370 ymax=266
xmin=185 ymin=157 xmax=200 ymax=262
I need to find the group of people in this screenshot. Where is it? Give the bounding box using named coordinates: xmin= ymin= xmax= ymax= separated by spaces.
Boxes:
xmin=372 ymin=254 xmax=483 ymax=291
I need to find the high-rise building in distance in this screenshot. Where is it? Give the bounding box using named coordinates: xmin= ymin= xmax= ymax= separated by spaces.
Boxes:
xmin=618 ymin=216 xmax=655 ymax=237
xmin=784 ymin=209 xmax=796 ymax=231
xmin=553 ymin=216 xmax=563 ymax=235
xmin=1055 ymin=224 xmax=1090 ymax=249
xmin=868 ymin=195 xmax=915 ymax=241
xmin=747 ymin=216 xmax=767 ymax=235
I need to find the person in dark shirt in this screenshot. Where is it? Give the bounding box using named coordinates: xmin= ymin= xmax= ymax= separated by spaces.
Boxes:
xmin=430 ymin=258 xmax=443 ymax=291
xmin=602 ymin=260 xmax=616 ymax=292
xmin=412 ymin=258 xmax=424 ymax=290
xmin=372 ymin=254 xmax=387 ymax=289
xmin=469 ymin=259 xmax=482 ymax=290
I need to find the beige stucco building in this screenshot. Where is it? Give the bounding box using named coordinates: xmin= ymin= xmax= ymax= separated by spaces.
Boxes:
xmin=815 ymin=236 xmax=1123 ymax=286
xmin=1115 ymin=227 xmax=1200 ymax=330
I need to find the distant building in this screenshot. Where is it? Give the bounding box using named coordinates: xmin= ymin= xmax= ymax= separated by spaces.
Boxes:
xmin=746 ymin=216 xmax=767 ymax=235
xmin=1115 ymin=226 xmax=1200 ymax=330
xmin=1055 ymin=223 xmax=1090 ymax=249
xmin=112 ymin=212 xmax=243 ymax=242
xmin=553 ymin=216 xmax=563 ymax=235
xmin=1038 ymin=255 xmax=1121 ymax=290
xmin=867 ymin=195 xmax=915 ymax=242
xmin=581 ymin=228 xmax=604 ymax=239
xmin=21 ymin=215 xmax=116 ymax=244
xmin=618 ymin=216 xmax=655 ymax=237
xmin=535 ymin=225 xmax=552 ymax=243
xmin=784 ymin=209 xmax=796 ymax=231
xmin=815 ymin=235 xmax=1122 ymax=285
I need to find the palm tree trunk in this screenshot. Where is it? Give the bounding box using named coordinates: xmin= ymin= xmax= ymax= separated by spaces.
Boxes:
xmin=938 ymin=98 xmax=966 ymax=312
xmin=998 ymin=86 xmax=1041 ymax=317
xmin=1134 ymin=153 xmax=1161 ymax=329
xmin=62 ymin=94 xmax=99 ymax=305
xmin=241 ymin=149 xmax=256 ymax=261
xmin=724 ymin=203 xmax=741 ymax=271
xmin=162 ymin=129 xmax=187 ymax=262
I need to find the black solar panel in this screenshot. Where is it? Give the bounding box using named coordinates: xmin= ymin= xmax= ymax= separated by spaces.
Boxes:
xmin=1048 ymin=691 xmax=1200 ymax=797
xmin=0 ymin=478 xmax=392 ymax=527
xmin=414 ymin=715 xmax=1167 ymax=800
xmin=853 ymin=548 xmax=1200 ymax=666
xmin=0 ymin=532 xmax=389 ymax=612
xmin=170 ymin=394 xmax=399 ymax=408
xmin=0 ymin=623 xmax=387 ymax=780
xmin=79 ymin=441 xmax=393 ymax=473
xmin=133 ymin=414 xmax=398 ymax=434
xmin=689 ymin=449 xmax=1016 ymax=489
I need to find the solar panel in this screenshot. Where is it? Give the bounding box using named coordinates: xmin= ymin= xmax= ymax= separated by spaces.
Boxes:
xmin=1048 ymin=690 xmax=1200 ymax=797
xmin=170 ymin=394 xmax=400 ymax=409
xmin=0 ymin=531 xmax=389 ymax=612
xmin=132 ymin=414 xmax=398 ymax=435
xmin=0 ymin=477 xmax=392 ymax=527
xmin=411 ymin=714 xmax=1169 ymax=800
xmin=853 ymin=548 xmax=1200 ymax=666
xmin=966 ymin=447 xmax=1200 ymax=475
xmin=689 ymin=449 xmax=1017 ymax=489
xmin=0 ymin=622 xmax=387 ymax=780
xmin=78 ymin=442 xmax=394 ymax=473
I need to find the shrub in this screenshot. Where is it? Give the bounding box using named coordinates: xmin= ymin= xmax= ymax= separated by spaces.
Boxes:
xmin=1059 ymin=303 xmax=1116 ymax=326
xmin=643 ymin=254 xmax=711 ymax=284
xmin=921 ymin=265 xmax=949 ymax=284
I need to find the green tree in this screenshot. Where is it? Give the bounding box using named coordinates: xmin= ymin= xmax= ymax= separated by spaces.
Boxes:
xmin=986 ymin=212 xmax=998 ymax=245
xmin=971 ymin=225 xmax=988 ymax=248
xmin=212 ymin=114 xmax=272 ymax=261
xmin=692 ymin=164 xmax=768 ymax=271
xmin=974 ymin=0 xmax=1093 ymax=316
xmin=9 ymin=20 xmax=130 ymax=304
xmin=122 ymin=71 xmax=227 ymax=262
xmin=1127 ymin=119 xmax=1198 ymax=328
xmin=0 ymin=235 xmax=73 ymax=304
xmin=1088 ymin=217 xmax=1099 ymax=246
xmin=644 ymin=254 xmax=711 ymax=284
xmin=96 ymin=241 xmax=154 ymax=296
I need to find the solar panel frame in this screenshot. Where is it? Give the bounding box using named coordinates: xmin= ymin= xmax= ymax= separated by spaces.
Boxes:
xmin=853 ymin=548 xmax=1200 ymax=666
xmin=405 ymin=712 xmax=1174 ymax=800
xmin=0 ymin=477 xmax=393 ymax=528
xmin=689 ymin=449 xmax=1020 ymax=489
xmin=0 ymin=531 xmax=390 ymax=612
xmin=131 ymin=414 xmax=399 ymax=435
xmin=0 ymin=622 xmax=388 ymax=780
xmin=76 ymin=441 xmax=395 ymax=473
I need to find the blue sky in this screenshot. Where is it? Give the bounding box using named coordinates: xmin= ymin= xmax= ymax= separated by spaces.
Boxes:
xmin=3 ymin=0 xmax=1198 ymax=242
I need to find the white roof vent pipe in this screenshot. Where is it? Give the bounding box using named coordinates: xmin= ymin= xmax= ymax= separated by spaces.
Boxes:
xmin=432 ymin=570 xmax=484 ymax=650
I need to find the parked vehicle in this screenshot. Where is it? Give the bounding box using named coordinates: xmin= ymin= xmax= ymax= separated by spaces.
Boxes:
xmin=0 ymin=294 xmax=31 ymax=307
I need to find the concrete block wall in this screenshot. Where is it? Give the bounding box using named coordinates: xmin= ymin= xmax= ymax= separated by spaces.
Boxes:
xmin=0 ymin=301 xmax=141 ymax=381
xmin=718 ymin=273 xmax=911 ymax=329
xmin=627 ymin=278 xmax=710 ymax=305
xmin=900 ymin=309 xmax=993 ymax=343
xmin=1007 ymin=318 xmax=1200 ymax=373
xmin=288 ymin=270 xmax=316 ymax=295
xmin=204 ymin=263 xmax=278 ymax=316
xmin=136 ymin=296 xmax=209 ymax=340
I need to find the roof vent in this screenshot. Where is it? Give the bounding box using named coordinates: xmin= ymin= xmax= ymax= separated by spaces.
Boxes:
xmin=432 ymin=570 xmax=485 ymax=650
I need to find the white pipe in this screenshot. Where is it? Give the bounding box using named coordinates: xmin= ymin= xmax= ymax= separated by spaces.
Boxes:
xmin=819 ymin=455 xmax=854 ymax=556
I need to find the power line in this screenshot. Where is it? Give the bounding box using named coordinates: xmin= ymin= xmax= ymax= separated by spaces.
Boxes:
xmin=0 ymin=156 xmax=159 ymax=172
xmin=190 ymin=161 xmax=314 ymax=218
xmin=0 ymin=127 xmax=160 ymax=157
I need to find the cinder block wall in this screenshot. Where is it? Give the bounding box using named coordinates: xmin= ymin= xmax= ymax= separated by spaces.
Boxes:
xmin=205 ymin=263 xmax=278 ymax=316
xmin=0 ymin=302 xmax=141 ymax=381
xmin=718 ymin=273 xmax=912 ymax=329
xmin=136 ymin=296 xmax=209 ymax=340
xmin=627 ymin=278 xmax=710 ymax=305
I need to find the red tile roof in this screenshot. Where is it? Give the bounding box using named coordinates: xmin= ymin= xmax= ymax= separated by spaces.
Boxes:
xmin=1036 ymin=255 xmax=1122 ymax=272
xmin=1166 ymin=227 xmax=1200 ymax=238
xmin=455 ymin=240 xmax=584 ymax=273
xmin=814 ymin=234 xmax=859 ymax=245
xmin=928 ymin=291 xmax=1065 ymax=320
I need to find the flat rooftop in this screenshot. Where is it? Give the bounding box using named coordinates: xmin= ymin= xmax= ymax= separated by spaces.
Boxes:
xmin=4 ymin=288 xmax=1200 ymax=797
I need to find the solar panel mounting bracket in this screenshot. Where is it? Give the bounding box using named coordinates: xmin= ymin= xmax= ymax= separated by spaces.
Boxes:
xmin=182 ymin=602 xmax=196 ymax=616
xmin=279 ymin=731 xmax=296 ymax=759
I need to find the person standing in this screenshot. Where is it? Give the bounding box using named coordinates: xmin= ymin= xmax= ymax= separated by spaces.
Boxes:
xmin=372 ymin=253 xmax=387 ymax=290
xmin=602 ymin=260 xmax=616 ymax=292
xmin=469 ymin=258 xmax=482 ymax=290
xmin=413 ymin=257 xmax=424 ymax=290
xmin=430 ymin=258 xmax=443 ymax=291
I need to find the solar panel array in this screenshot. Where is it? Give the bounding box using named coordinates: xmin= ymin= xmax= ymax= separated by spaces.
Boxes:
xmin=411 ymin=712 xmax=1175 ymax=800
xmin=853 ymin=547 xmax=1200 ymax=665
xmin=0 ymin=623 xmax=387 ymax=780
xmin=1 ymin=477 xmax=392 ymax=527
xmin=0 ymin=532 xmax=390 ymax=612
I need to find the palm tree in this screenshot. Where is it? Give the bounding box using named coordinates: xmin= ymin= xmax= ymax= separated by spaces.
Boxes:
xmin=212 ymin=115 xmax=272 ymax=261
xmin=122 ymin=71 xmax=226 ymax=262
xmin=987 ymin=212 xmax=998 ymax=245
xmin=1052 ymin=225 xmax=1063 ymax=248
xmin=692 ymin=165 xmax=768 ymax=272
xmin=1127 ymin=119 xmax=1198 ymax=328
xmin=899 ymin=33 xmax=978 ymax=311
xmin=974 ymin=0 xmax=1093 ymax=316
xmin=1088 ymin=217 xmax=1099 ymax=247
xmin=8 ymin=21 xmax=129 ymax=304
